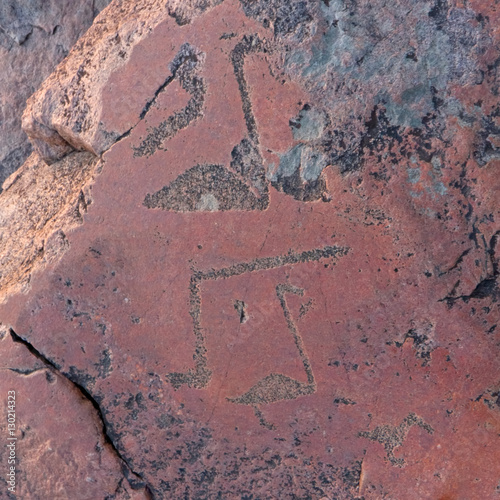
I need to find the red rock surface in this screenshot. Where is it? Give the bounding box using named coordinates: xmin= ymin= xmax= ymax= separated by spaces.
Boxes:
xmin=0 ymin=326 xmax=146 ymax=499
xmin=1 ymin=0 xmax=499 ymax=498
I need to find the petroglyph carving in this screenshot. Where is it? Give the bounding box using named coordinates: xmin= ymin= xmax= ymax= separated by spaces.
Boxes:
xmin=141 ymin=32 xmax=328 ymax=212
xmin=142 ymin=34 xmax=270 ymax=212
xmin=227 ymin=284 xmax=316 ymax=429
xmin=359 ymin=413 xmax=434 ymax=467
xmin=133 ymin=43 xmax=206 ymax=158
xmin=166 ymin=245 xmax=349 ymax=426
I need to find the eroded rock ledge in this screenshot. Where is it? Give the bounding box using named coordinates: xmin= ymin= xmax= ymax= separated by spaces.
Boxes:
xmin=0 ymin=0 xmax=111 ymax=190
xmin=0 ymin=151 xmax=98 ymax=302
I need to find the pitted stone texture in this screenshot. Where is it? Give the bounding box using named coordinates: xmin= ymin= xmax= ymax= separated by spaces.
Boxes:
xmin=1 ymin=0 xmax=499 ymax=498
xmin=0 ymin=0 xmax=111 ymax=190
xmin=0 ymin=151 xmax=99 ymax=302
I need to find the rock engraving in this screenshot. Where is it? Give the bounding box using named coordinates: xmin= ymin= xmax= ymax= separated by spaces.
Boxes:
xmin=166 ymin=245 xmax=348 ymax=425
xmin=142 ymin=32 xmax=327 ymax=212
xmin=359 ymin=413 xmax=434 ymax=467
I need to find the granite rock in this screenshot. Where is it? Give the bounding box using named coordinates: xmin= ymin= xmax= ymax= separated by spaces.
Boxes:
xmin=0 ymin=151 xmax=99 ymax=302
xmin=0 ymin=0 xmax=111 ymax=190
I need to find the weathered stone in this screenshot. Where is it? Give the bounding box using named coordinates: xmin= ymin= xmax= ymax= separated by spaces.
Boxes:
xmin=22 ymin=0 xmax=221 ymax=164
xmin=1 ymin=0 xmax=499 ymax=498
xmin=0 ymin=325 xmax=148 ymax=499
xmin=0 ymin=151 xmax=99 ymax=302
xmin=0 ymin=0 xmax=111 ymax=190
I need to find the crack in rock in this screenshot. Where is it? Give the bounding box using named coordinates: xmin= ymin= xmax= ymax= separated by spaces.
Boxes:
xmin=8 ymin=328 xmax=154 ymax=499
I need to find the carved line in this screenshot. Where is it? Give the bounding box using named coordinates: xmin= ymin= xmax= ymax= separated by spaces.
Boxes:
xmin=276 ymin=283 xmax=315 ymax=387
xmin=166 ymin=245 xmax=349 ymax=390
xmin=231 ymin=34 xmax=269 ymax=146
xmin=133 ymin=43 xmax=206 ymax=158
xmin=195 ymin=245 xmax=348 ymax=282
xmin=229 ymin=34 xmax=271 ymax=202
xmin=253 ymin=406 xmax=275 ymax=431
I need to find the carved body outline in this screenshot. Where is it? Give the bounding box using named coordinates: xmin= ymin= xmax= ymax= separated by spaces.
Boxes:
xmin=137 ymin=31 xmax=327 ymax=211
xmin=165 ymin=245 xmax=349 ymax=426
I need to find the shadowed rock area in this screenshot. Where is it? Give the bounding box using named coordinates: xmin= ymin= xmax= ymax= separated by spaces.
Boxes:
xmin=0 ymin=0 xmax=111 ymax=191
xmin=0 ymin=0 xmax=499 ymax=498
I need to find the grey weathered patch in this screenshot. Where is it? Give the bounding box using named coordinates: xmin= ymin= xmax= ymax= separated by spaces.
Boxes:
xmin=430 ymin=154 xmax=447 ymax=195
xmin=273 ymin=144 xmax=327 ymax=183
xmin=196 ymin=193 xmax=219 ymax=211
xmin=290 ymin=105 xmax=327 ymax=142
xmin=238 ymin=0 xmax=316 ymax=42
xmin=432 ymin=181 xmax=447 ymax=196
xmin=407 ymin=167 xmax=421 ymax=184
xmin=273 ymin=144 xmax=303 ymax=181
xmin=300 ymin=146 xmax=328 ymax=182
xmin=268 ymin=144 xmax=328 ymax=202
xmin=283 ymin=0 xmax=489 ymax=136
xmin=168 ymin=0 xmax=224 ymax=26
xmin=431 ymin=155 xmax=442 ymax=170
xmin=474 ymin=106 xmax=500 ymax=167
xmin=376 ymin=92 xmax=428 ymax=129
